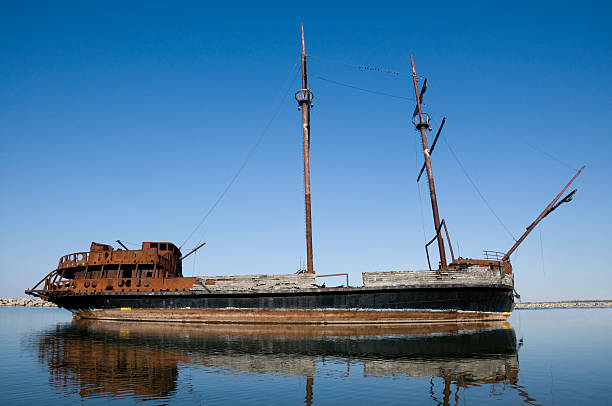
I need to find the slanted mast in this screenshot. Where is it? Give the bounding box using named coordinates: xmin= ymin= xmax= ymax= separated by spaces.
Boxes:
xmin=410 ymin=56 xmax=448 ymax=270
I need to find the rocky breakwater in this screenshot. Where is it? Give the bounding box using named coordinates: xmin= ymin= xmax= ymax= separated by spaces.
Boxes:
xmin=0 ymin=298 xmax=57 ymax=307
xmin=516 ymin=300 xmax=612 ymax=309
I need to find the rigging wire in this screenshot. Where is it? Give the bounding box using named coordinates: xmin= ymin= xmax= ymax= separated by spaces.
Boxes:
xmin=523 ymin=139 xmax=579 ymax=172
xmin=309 ymin=54 xmax=417 ymax=77
xmin=192 ymin=242 xmax=198 ymax=277
xmin=440 ymin=132 xmax=518 ymax=242
xmin=315 ymin=75 xmax=414 ymax=101
xmin=414 ymin=127 xmax=428 ymax=246
xmin=179 ymin=59 xmax=301 ymax=250
xmin=120 ymin=240 xmax=140 ymax=247
xmin=539 ymin=226 xmax=546 ymax=276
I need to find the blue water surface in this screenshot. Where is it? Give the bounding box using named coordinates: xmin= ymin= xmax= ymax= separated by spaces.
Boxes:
xmin=0 ymin=307 xmax=610 ymax=405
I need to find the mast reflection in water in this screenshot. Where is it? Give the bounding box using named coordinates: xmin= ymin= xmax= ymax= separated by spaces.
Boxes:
xmin=32 ymin=320 xmax=537 ymax=405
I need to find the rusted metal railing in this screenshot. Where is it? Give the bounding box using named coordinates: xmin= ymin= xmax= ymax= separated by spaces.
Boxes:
xmin=483 ymin=251 xmax=505 ymax=261
xmin=58 ymin=252 xmax=89 ymax=268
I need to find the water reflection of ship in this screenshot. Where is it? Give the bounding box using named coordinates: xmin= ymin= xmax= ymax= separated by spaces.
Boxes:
xmin=33 ymin=321 xmax=537 ymax=405
xmin=35 ymin=325 xmax=184 ymax=400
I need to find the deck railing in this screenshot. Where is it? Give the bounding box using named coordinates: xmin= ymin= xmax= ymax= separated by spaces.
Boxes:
xmin=58 ymin=252 xmax=89 ymax=268
xmin=483 ymin=250 xmax=505 ymax=261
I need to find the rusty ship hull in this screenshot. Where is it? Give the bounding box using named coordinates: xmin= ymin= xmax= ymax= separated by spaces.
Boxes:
xmin=57 ymin=286 xmax=513 ymax=318
xmin=25 ymin=241 xmax=515 ymax=324
xmin=42 ymin=288 xmax=515 ymax=324
xmin=26 ymin=242 xmax=515 ymax=324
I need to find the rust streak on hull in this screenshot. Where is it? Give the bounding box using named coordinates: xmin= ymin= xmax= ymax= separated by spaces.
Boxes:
xmin=75 ymin=308 xmax=511 ymax=324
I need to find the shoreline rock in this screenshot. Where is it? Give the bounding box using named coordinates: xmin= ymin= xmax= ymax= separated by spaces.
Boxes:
xmin=515 ymin=300 xmax=612 ymax=309
xmin=0 ymin=298 xmax=57 ymax=307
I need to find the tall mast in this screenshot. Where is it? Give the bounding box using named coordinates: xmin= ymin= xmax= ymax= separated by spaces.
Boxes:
xmin=410 ymin=55 xmax=448 ymax=270
xmin=295 ymin=24 xmax=315 ymax=273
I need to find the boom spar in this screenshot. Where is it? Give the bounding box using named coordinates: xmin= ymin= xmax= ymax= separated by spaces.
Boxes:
xmin=502 ymin=166 xmax=585 ymax=262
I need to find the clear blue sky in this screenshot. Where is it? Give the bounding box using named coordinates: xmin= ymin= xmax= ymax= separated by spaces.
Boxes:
xmin=1 ymin=1 xmax=610 ymax=300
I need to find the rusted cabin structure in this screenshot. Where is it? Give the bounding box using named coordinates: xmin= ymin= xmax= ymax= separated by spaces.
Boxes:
xmin=29 ymin=242 xmax=195 ymax=296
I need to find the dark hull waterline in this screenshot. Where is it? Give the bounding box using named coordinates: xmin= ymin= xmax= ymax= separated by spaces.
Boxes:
xmin=50 ymin=285 xmax=514 ymax=324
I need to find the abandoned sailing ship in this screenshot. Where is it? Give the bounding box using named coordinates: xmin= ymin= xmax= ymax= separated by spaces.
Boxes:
xmin=26 ymin=27 xmax=584 ymax=323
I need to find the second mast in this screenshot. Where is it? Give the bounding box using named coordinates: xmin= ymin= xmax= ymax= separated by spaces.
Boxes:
xmin=410 ymin=55 xmax=448 ymax=270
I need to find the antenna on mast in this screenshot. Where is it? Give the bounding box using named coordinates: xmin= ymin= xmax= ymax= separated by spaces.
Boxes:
xmin=410 ymin=55 xmax=448 ymax=271
xmin=295 ymin=24 xmax=315 ymax=274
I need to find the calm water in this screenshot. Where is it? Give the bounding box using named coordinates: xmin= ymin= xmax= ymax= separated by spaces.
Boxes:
xmin=1 ymin=308 xmax=611 ymax=405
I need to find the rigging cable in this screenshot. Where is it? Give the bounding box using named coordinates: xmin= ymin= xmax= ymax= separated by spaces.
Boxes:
xmin=192 ymin=241 xmax=199 ymax=276
xmin=119 ymin=240 xmax=140 ymax=247
xmin=440 ymin=132 xmax=518 ymax=242
xmin=180 ymin=59 xmax=301 ymax=249
xmin=523 ymin=139 xmax=579 ymax=172
xmin=414 ymin=126 xmax=428 ymax=246
xmin=309 ymin=54 xmax=417 ymax=77
xmin=539 ymin=226 xmax=546 ymax=276
xmin=315 ymin=75 xmax=414 ymax=101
